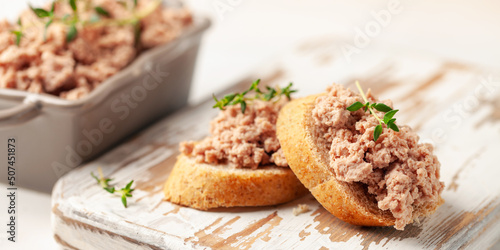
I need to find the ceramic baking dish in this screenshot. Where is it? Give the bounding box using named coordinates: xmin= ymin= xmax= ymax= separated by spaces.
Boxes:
xmin=0 ymin=15 xmax=210 ymax=192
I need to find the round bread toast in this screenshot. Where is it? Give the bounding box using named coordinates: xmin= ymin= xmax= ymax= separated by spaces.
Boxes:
xmin=276 ymin=94 xmax=443 ymax=227
xmin=164 ymin=154 xmax=309 ymax=210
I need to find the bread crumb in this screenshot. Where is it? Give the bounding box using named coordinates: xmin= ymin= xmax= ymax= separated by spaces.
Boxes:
xmin=413 ymin=217 xmax=421 ymax=226
xmin=293 ymin=204 xmax=311 ymax=216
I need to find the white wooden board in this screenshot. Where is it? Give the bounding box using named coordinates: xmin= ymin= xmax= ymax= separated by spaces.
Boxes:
xmin=52 ymin=37 xmax=500 ymax=249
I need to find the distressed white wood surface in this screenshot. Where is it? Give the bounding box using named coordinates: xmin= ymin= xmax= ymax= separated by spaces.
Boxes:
xmin=52 ymin=37 xmax=500 ymax=249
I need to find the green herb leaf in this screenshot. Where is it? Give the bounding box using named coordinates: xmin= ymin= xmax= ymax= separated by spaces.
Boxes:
xmin=91 ymin=172 xmax=99 ymax=183
xmin=347 ymin=81 xmax=401 ymax=142
xmin=69 ymin=0 xmax=77 ymax=11
xmin=11 ymin=31 xmax=22 ymax=46
xmin=45 ymin=19 xmax=53 ymax=29
xmin=31 ymin=7 xmax=51 ymax=18
xmin=133 ymin=0 xmax=138 ymax=7
xmin=249 ymin=79 xmax=262 ymax=93
xmin=387 ymin=122 xmax=399 ymax=132
xmin=212 ymin=79 xmax=297 ymax=113
xmin=125 ymin=180 xmax=134 ymax=190
xmin=118 ymin=180 xmax=135 ymax=208
xmin=373 ymin=103 xmax=392 ymax=112
xmin=102 ymin=179 xmax=111 ymax=188
xmin=263 ymin=87 xmax=276 ymax=101
xmin=223 ymin=93 xmax=236 ymax=103
xmin=43 ymin=19 xmax=53 ymax=41
xmin=121 ymin=195 xmax=127 ymax=208
xmin=66 ymin=24 xmax=77 ymax=42
xmin=240 ymin=101 xmax=247 ymax=113
xmin=51 ymin=2 xmax=56 ymax=12
xmin=15 ymin=34 xmax=22 ymax=46
xmin=383 ymin=109 xmax=399 ymax=124
xmin=95 ymin=6 xmax=111 ymax=17
xmin=347 ymin=101 xmax=364 ymax=111
xmin=280 ymin=82 xmax=297 ymax=100
xmin=231 ymin=94 xmax=244 ymax=105
xmin=212 ymin=94 xmax=224 ymax=110
xmin=91 ymin=169 xmax=134 ymax=208
xmin=373 ymin=124 xmax=383 ymax=142
xmin=17 ymin=18 xmax=22 ymax=26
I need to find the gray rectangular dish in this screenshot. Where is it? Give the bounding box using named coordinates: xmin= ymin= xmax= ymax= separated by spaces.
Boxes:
xmin=0 ymin=15 xmax=210 ymax=193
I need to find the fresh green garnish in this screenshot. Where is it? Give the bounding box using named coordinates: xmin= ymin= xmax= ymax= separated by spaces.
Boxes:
xmin=14 ymin=0 xmax=162 ymax=46
xmin=347 ymin=81 xmax=400 ymax=142
xmin=30 ymin=2 xmax=56 ymax=41
xmin=117 ymin=180 xmax=134 ymax=208
xmin=212 ymin=79 xmax=297 ymax=113
xmin=69 ymin=0 xmax=77 ymax=12
xmin=11 ymin=18 xmax=23 ymax=46
xmin=94 ymin=6 xmax=111 ymax=17
xmin=91 ymin=167 xmax=135 ymax=208
xmin=30 ymin=5 xmax=52 ymax=18
xmin=66 ymin=24 xmax=78 ymax=42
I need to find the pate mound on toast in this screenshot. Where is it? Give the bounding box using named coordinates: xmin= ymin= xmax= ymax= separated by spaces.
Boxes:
xmin=164 ymin=82 xmax=308 ymax=210
xmin=276 ymin=84 xmax=444 ymax=230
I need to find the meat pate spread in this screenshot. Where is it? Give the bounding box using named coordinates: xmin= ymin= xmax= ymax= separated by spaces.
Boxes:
xmin=181 ymin=100 xmax=288 ymax=169
xmin=0 ymin=0 xmax=191 ymax=99
xmin=312 ymin=84 xmax=444 ymax=230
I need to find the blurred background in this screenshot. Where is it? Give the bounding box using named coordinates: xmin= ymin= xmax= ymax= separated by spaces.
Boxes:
xmin=0 ymin=0 xmax=499 ymax=248
xmin=186 ymin=0 xmax=500 ymax=103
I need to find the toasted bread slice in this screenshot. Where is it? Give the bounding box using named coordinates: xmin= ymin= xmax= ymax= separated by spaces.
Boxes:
xmin=276 ymin=94 xmax=443 ymax=227
xmin=164 ymin=154 xmax=309 ymax=210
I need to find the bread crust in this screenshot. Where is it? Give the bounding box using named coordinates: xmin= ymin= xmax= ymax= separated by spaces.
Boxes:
xmin=277 ymin=95 xmax=395 ymax=226
xmin=164 ymin=154 xmax=309 ymax=210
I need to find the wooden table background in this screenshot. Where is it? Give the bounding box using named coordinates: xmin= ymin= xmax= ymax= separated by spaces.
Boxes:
xmin=52 ymin=37 xmax=500 ymax=249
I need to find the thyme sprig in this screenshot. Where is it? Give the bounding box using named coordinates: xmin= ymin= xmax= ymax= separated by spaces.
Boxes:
xmin=347 ymin=81 xmax=399 ymax=142
xmin=91 ymin=167 xmax=135 ymax=208
xmin=212 ymin=79 xmax=297 ymax=113
xmin=11 ymin=18 xmax=23 ymax=46
xmin=14 ymin=0 xmax=161 ymax=45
